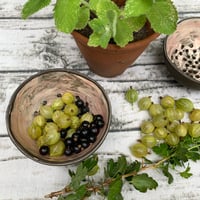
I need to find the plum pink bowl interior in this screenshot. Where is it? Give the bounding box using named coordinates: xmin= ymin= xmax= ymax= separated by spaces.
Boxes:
xmin=6 ymin=69 xmax=111 ymax=166
xmin=163 ymin=17 xmax=200 ymax=89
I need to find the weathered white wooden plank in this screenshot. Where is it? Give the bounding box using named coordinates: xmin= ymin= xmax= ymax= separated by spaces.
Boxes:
xmin=0 ymin=19 xmax=165 ymax=71
xmin=0 ymin=15 xmax=199 ymax=70
xmin=0 ymin=0 xmax=199 ymax=18
xmin=1 ymin=134 xmax=200 ymax=200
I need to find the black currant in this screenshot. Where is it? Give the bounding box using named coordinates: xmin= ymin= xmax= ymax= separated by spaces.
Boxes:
xmin=88 ymin=133 xmax=97 ymax=143
xmin=39 ymin=146 xmax=49 ymax=155
xmin=64 ymin=138 xmax=74 ymax=147
xmin=90 ymin=127 xmax=99 ymax=135
xmin=95 ymin=119 xmax=105 ymax=128
xmin=60 ymin=129 xmax=67 ymax=139
xmin=64 ymin=146 xmax=73 ymax=156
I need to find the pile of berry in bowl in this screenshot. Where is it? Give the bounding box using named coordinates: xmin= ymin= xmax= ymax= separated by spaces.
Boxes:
xmin=6 ymin=69 xmax=111 ymax=166
xmin=163 ymin=17 xmax=200 ymax=89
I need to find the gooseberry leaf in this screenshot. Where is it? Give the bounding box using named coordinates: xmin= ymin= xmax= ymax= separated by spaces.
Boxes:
xmin=82 ymin=154 xmax=99 ymax=176
xmin=131 ymin=173 xmax=158 ymax=192
xmin=70 ymin=163 xmax=88 ymax=190
xmin=106 ymin=156 xmax=128 ymax=178
xmin=180 ymin=166 xmax=193 ymax=179
xmin=146 ymin=0 xmax=178 ymax=34
xmin=152 ymin=143 xmax=171 ymax=157
xmin=61 ymin=185 xmax=87 ymax=200
xmin=124 ymin=0 xmax=153 ymax=17
xmin=54 ymin=0 xmax=81 ymax=33
xmin=22 ymin=0 xmax=51 ymax=19
xmin=108 ymin=178 xmax=123 ymax=200
xmin=161 ymin=164 xmax=174 ymax=184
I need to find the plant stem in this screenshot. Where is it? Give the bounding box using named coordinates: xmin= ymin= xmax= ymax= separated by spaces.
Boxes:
xmin=44 ymin=153 xmax=176 ymax=199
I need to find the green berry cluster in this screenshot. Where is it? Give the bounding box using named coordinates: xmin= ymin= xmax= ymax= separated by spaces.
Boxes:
xmin=130 ymin=95 xmax=200 ymax=158
xmin=28 ymin=92 xmax=104 ymax=157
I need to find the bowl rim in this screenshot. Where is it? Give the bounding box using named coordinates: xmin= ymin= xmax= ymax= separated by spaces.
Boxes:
xmin=6 ymin=68 xmax=112 ymax=166
xmin=163 ymin=17 xmax=200 ymax=88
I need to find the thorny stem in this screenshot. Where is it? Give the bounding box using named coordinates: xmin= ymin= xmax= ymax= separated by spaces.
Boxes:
xmin=44 ymin=154 xmax=175 ymax=199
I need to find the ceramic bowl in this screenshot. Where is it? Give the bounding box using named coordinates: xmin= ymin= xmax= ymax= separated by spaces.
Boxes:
xmin=163 ymin=17 xmax=200 ymax=89
xmin=6 ymin=69 xmax=111 ymax=166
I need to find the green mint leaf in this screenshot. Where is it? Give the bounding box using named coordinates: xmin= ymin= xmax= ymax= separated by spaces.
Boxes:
xmin=114 ymin=19 xmax=133 ymax=47
xmin=146 ymin=0 xmax=178 ymax=34
xmin=152 ymin=143 xmax=170 ymax=157
xmin=70 ymin=163 xmax=88 ymax=190
xmin=106 ymin=156 xmax=128 ymax=178
xmin=161 ymin=164 xmax=174 ymax=184
xmin=124 ymin=0 xmax=153 ymax=17
xmin=54 ymin=0 xmax=81 ymax=33
xmin=88 ymin=19 xmax=111 ymax=48
xmin=108 ymin=178 xmax=123 ymax=200
xmin=22 ymin=0 xmax=51 ymax=19
xmin=107 ymin=10 xmax=118 ymax=37
xmin=125 ymin=16 xmax=146 ymax=32
xmin=89 ymin=0 xmax=120 ymax=19
xmin=180 ymin=166 xmax=193 ymax=179
xmin=75 ymin=5 xmax=90 ymax=30
xmin=131 ymin=173 xmax=158 ymax=192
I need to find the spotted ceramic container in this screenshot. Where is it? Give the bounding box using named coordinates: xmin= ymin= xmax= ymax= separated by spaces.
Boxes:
xmin=164 ymin=17 xmax=200 ymax=89
xmin=6 ymin=69 xmax=111 ymax=165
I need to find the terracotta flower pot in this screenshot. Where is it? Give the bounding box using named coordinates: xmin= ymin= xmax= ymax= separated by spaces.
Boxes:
xmin=71 ymin=30 xmax=159 ymax=77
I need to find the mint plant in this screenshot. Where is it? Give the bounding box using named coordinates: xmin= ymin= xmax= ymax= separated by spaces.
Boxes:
xmin=22 ymin=0 xmax=178 ymax=48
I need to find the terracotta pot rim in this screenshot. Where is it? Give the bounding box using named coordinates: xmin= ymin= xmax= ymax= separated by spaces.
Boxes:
xmin=71 ymin=30 xmax=160 ymax=51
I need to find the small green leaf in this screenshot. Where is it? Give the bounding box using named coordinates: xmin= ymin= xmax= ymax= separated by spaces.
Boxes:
xmin=70 ymin=163 xmax=88 ymax=190
xmin=107 ymin=10 xmax=118 ymax=37
xmin=108 ymin=178 xmax=123 ymax=200
xmin=175 ymin=146 xmax=188 ymax=162
xmin=146 ymin=0 xmax=178 ymax=34
xmin=89 ymin=0 xmax=120 ymax=19
xmin=60 ymin=185 xmax=87 ymax=200
xmin=187 ymin=151 xmax=200 ymax=161
xmin=88 ymin=19 xmax=111 ymax=48
xmin=162 ymin=164 xmax=174 ymax=184
xmin=22 ymin=0 xmax=51 ymax=19
xmin=125 ymin=16 xmax=146 ymax=32
xmin=114 ymin=19 xmax=133 ymax=47
xmin=106 ymin=156 xmax=128 ymax=178
xmin=82 ymin=155 xmax=99 ymax=176
xmin=131 ymin=173 xmax=158 ymax=192
xmin=125 ymin=161 xmax=141 ymax=174
xmin=180 ymin=166 xmax=193 ymax=179
xmin=54 ymin=0 xmax=81 ymax=33
xmin=75 ymin=5 xmax=90 ymax=30
xmin=152 ymin=143 xmax=170 ymax=157
xmin=124 ymin=0 xmax=153 ymax=17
